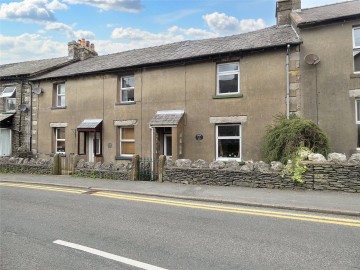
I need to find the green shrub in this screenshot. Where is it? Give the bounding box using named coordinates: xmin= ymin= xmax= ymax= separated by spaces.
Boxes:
xmin=263 ymin=114 xmax=330 ymax=164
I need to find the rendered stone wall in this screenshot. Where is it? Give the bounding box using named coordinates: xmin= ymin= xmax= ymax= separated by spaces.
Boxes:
xmin=0 ymin=156 xmax=52 ymax=174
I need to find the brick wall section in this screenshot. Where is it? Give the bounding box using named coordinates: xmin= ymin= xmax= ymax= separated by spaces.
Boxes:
xmin=163 ymin=162 xmax=360 ymax=193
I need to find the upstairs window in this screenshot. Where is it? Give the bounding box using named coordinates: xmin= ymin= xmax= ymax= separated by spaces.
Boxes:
xmin=120 ymin=75 xmax=134 ymax=103
xmin=56 ymin=83 xmax=65 ymax=107
xmin=354 ymin=27 xmax=360 ymax=73
xmin=217 ymin=62 xmax=240 ymax=95
xmin=1 ymin=86 xmax=16 ymax=112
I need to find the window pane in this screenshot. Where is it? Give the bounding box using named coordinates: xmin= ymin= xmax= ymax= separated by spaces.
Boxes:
xmin=57 ymin=128 xmax=65 ymax=139
xmin=79 ymin=132 xmax=86 ymax=154
xmin=95 ymin=132 xmax=101 ymax=154
xmin=358 ymin=125 xmax=360 ymax=148
xmin=354 ymin=28 xmax=360 ymax=47
xmin=122 ymin=76 xmax=134 ymax=88
xmin=218 ymin=63 xmax=239 ymax=73
xmin=122 ymin=142 xmax=135 ymax=154
xmin=6 ymin=98 xmax=16 ymax=111
xmin=357 ymin=100 xmax=360 ymax=122
xmin=219 ymin=74 xmax=239 ymax=94
xmin=218 ymin=125 xmax=239 ymax=137
xmin=58 ymin=84 xmax=65 ymax=95
xmin=218 ymin=139 xmax=240 ymax=158
xmin=165 ymin=135 xmax=172 ymax=156
xmin=122 ymin=89 xmax=134 ymax=102
xmin=122 ymin=128 xmax=134 ymax=140
xmin=57 ymin=141 xmax=65 ymax=152
xmin=354 ymin=50 xmax=360 ymax=72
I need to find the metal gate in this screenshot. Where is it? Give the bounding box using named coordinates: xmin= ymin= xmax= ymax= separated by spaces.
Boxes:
xmin=138 ymin=157 xmax=158 ymax=181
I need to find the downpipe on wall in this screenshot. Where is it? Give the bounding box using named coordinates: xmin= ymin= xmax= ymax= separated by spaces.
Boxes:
xmin=286 ymin=44 xmax=290 ymax=119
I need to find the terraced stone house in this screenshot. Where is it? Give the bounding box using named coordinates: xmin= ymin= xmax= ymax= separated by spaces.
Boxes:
xmin=1 ymin=0 xmax=359 ymax=165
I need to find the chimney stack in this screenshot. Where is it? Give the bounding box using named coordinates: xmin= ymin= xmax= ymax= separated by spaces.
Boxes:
xmin=276 ymin=0 xmax=301 ymax=26
xmin=68 ymin=38 xmax=98 ymax=61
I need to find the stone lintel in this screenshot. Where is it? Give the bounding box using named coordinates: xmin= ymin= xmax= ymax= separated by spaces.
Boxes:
xmin=209 ymin=116 xmax=247 ymax=124
xmin=49 ymin=122 xmax=68 ymax=128
xmin=114 ymin=120 xmax=138 ymax=126
xmin=349 ymin=89 xmax=360 ymax=98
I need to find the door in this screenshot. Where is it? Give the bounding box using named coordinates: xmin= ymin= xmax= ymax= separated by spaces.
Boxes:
xmin=88 ymin=132 xmax=94 ymax=162
xmin=0 ymin=128 xmax=11 ymax=156
xmin=163 ymin=134 xmax=172 ymax=157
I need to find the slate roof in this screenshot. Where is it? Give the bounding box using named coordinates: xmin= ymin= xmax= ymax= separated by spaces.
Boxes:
xmin=77 ymin=119 xmax=103 ymax=129
xmin=149 ymin=110 xmax=185 ymax=127
xmin=0 ymin=56 xmax=72 ymax=78
xmin=33 ymin=25 xmax=301 ymax=80
xmin=291 ymin=0 xmax=360 ymax=27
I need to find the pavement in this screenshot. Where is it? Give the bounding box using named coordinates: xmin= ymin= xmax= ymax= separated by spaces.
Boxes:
xmin=1 ymin=173 xmax=359 ymax=216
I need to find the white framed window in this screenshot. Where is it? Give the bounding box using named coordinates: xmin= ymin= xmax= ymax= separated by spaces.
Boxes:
xmin=56 ymin=83 xmax=65 ymax=107
xmin=356 ymin=100 xmax=360 ymax=149
xmin=217 ymin=62 xmax=240 ymax=95
xmin=55 ymin=127 xmax=65 ymax=154
xmin=353 ymin=27 xmax=360 ymax=73
xmin=5 ymin=98 xmax=16 ymax=112
xmin=120 ymin=75 xmax=134 ymax=103
xmin=1 ymin=86 xmax=16 ymax=112
xmin=119 ymin=126 xmax=135 ymax=157
xmin=216 ymin=124 xmax=241 ymax=160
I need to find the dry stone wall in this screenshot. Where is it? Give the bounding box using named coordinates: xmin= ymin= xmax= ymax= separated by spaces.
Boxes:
xmin=164 ymin=154 xmax=360 ymax=193
xmin=0 ymin=156 xmax=52 ymax=174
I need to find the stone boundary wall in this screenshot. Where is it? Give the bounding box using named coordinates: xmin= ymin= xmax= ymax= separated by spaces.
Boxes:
xmin=0 ymin=157 xmax=52 ymax=175
xmin=163 ymin=154 xmax=360 ymax=193
xmin=74 ymin=159 xmax=132 ymax=181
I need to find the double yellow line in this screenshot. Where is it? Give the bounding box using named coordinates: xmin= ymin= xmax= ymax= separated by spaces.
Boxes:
xmin=1 ymin=182 xmax=360 ymax=228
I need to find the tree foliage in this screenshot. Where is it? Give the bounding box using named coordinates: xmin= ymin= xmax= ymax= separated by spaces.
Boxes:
xmin=263 ymin=114 xmax=330 ymax=163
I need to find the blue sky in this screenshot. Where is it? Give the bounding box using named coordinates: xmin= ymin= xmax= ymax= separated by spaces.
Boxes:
xmin=0 ymin=0 xmax=351 ymax=64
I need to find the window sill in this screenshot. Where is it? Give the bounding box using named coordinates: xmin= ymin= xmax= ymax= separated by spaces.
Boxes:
xmin=212 ymin=94 xmax=243 ymax=99
xmin=115 ymin=101 xmax=136 ymax=106
xmin=350 ymin=73 xmax=360 ymax=78
xmin=51 ymin=106 xmax=67 ymax=110
xmin=115 ymin=155 xmax=133 ymax=160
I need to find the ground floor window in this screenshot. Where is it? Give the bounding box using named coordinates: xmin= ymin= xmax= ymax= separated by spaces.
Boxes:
xmin=119 ymin=126 xmax=135 ymax=157
xmin=356 ymin=100 xmax=360 ymax=148
xmin=216 ymin=124 xmax=241 ymax=160
xmin=55 ymin=127 xmax=65 ymax=154
xmin=0 ymin=128 xmax=12 ymax=156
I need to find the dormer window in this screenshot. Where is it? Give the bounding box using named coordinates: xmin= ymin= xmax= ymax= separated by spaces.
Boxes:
xmin=0 ymin=86 xmax=16 ymax=112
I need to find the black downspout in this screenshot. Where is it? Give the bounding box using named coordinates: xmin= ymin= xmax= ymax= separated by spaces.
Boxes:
xmin=19 ymin=81 xmax=23 ymax=148
xmin=29 ymin=82 xmax=33 ymax=152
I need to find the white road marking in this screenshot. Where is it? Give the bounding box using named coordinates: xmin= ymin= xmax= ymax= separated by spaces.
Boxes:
xmin=53 ymin=240 xmax=169 ymax=270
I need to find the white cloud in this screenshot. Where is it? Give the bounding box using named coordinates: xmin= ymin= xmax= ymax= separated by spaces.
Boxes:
xmin=63 ymin=0 xmax=142 ymax=12
xmin=0 ymin=33 xmax=67 ymax=64
xmin=155 ymin=8 xmax=201 ymax=24
xmin=0 ymin=0 xmax=68 ymax=22
xmin=47 ymin=0 xmax=68 ymax=10
xmin=203 ymin=12 xmax=266 ymax=35
xmin=44 ymin=22 xmax=95 ymax=39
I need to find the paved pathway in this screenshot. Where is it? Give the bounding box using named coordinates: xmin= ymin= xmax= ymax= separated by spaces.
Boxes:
xmin=1 ymin=173 xmax=359 ymax=216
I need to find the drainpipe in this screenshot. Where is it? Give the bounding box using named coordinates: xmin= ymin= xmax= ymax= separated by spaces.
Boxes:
xmin=286 ymin=44 xmax=290 ymax=119
xmin=19 ymin=81 xmax=24 ymax=148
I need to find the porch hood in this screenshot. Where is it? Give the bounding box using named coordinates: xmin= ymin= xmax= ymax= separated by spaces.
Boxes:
xmin=77 ymin=119 xmax=102 ymax=130
xmin=149 ymin=110 xmax=184 ymax=127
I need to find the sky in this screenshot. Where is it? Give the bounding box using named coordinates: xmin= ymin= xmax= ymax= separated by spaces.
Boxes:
xmin=0 ymin=0 xmax=352 ymax=64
